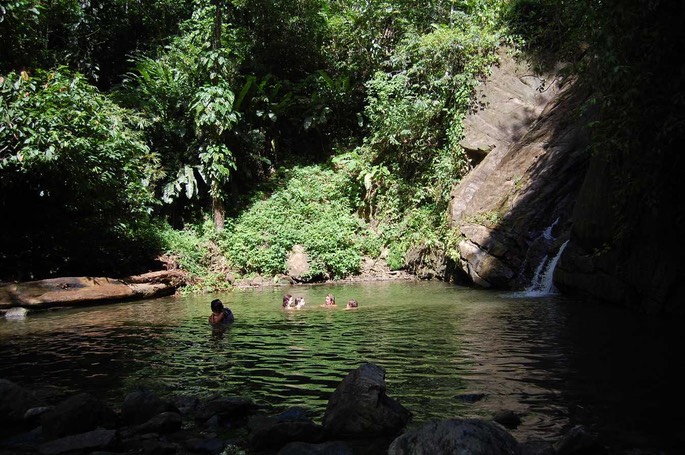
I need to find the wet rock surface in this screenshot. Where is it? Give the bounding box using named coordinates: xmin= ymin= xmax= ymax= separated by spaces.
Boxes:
xmin=0 ymin=364 xmax=608 ymax=455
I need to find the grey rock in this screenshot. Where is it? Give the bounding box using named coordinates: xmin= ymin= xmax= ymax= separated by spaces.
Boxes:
xmin=248 ymin=407 xmax=323 ymax=452
xmin=322 ymin=363 xmax=411 ymax=438
xmin=553 ymin=425 xmax=606 ymax=455
xmin=121 ymin=387 xmax=179 ymax=426
xmin=132 ymin=411 xmax=182 ymax=435
xmin=38 ymin=428 xmax=117 ymax=455
xmin=388 ymin=418 xmax=520 ymax=455
xmin=40 ymin=393 xmax=116 ymax=440
xmin=4 ymin=307 xmax=29 ymax=319
xmin=278 ymin=440 xmax=354 ymax=455
xmin=0 ymin=379 xmax=37 ymax=425
xmin=195 ymin=396 xmax=255 ymax=423
xmin=184 ymin=437 xmax=225 ymax=455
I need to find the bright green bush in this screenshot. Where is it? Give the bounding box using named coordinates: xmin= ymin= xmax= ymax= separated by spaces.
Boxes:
xmin=218 ymin=165 xmax=373 ymax=279
xmin=350 ymin=15 xmax=501 ymax=268
xmin=156 ymin=220 xmax=235 ymax=293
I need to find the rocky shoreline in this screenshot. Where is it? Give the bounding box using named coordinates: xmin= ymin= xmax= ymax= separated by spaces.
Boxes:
xmin=0 ymin=363 xmax=604 ymax=455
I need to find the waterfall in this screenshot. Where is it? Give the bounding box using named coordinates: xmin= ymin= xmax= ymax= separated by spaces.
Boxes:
xmin=523 ymin=239 xmax=569 ymax=297
xmin=540 ymin=217 xmax=558 ymax=241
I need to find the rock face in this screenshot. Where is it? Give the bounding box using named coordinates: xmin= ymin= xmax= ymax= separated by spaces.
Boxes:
xmin=448 ymin=47 xmax=684 ymax=316
xmin=0 ymin=270 xmax=185 ymax=310
xmin=555 ymin=145 xmax=685 ymax=316
xmin=448 ymin=49 xmax=591 ymax=290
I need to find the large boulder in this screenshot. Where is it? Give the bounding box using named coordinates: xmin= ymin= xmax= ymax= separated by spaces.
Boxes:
xmin=120 ymin=388 xmax=179 ymax=426
xmin=388 ymin=418 xmax=520 ymax=455
xmin=286 ymin=245 xmax=314 ymax=282
xmin=322 ymin=363 xmax=411 ymax=438
xmin=0 ymin=379 xmax=37 ymax=426
xmin=248 ymin=407 xmax=323 ymax=452
xmin=0 ymin=270 xmax=185 ymax=310
xmin=40 ymin=393 xmax=116 ymax=441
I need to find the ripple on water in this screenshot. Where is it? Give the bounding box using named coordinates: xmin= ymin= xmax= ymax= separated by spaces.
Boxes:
xmin=1 ymin=282 xmax=683 ymax=452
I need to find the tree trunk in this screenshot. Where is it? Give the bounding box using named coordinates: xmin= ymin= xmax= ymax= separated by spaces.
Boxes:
xmin=213 ymin=195 xmax=225 ymax=232
xmin=211 ymin=0 xmax=224 ymax=232
xmin=212 ymin=0 xmax=222 ymax=53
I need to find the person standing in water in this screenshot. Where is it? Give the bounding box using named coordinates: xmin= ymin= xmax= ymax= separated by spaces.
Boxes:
xmin=208 ymin=299 xmax=234 ymax=324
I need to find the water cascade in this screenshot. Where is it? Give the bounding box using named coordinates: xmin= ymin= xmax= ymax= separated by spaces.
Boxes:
xmin=523 ymin=239 xmax=569 ymax=296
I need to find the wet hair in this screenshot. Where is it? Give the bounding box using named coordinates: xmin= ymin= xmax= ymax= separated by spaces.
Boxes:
xmin=347 ymin=299 xmax=358 ymax=308
xmin=283 ymin=294 xmax=293 ymax=308
xmin=326 ymin=293 xmax=335 ymax=305
xmin=210 ymin=299 xmax=224 ymax=313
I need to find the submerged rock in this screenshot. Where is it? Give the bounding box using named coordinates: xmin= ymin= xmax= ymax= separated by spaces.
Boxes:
xmin=4 ymin=307 xmax=29 ymax=319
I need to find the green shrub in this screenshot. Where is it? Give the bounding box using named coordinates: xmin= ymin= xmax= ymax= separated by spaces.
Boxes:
xmin=0 ymin=69 xmax=161 ymax=280
xmin=218 ymin=165 xmax=370 ymax=279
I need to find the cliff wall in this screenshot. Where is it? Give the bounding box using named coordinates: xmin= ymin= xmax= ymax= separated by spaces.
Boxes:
xmin=448 ymin=48 xmax=683 ymax=317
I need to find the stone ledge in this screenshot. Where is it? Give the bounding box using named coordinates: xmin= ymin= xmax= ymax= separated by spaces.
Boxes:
xmin=0 ymin=270 xmax=186 ymax=310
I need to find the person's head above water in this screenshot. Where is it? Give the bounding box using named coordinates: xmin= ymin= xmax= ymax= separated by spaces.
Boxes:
xmin=324 ymin=293 xmax=336 ymax=306
xmin=346 ymin=299 xmax=358 ymax=309
xmin=211 ymin=299 xmax=224 ymax=313
xmin=283 ymin=294 xmax=293 ymax=308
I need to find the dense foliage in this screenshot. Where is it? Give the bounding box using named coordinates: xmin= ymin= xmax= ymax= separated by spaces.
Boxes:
xmin=1 ymin=0 xmax=506 ymax=285
xmin=0 ymin=69 xmax=161 ymax=279
xmin=0 ymin=0 xmax=194 ymax=87
xmin=221 ymin=165 xmax=370 ymax=280
xmin=3 ymin=0 xmax=678 ymax=288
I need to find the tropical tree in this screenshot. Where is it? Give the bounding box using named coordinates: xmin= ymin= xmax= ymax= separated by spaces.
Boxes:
xmin=121 ymin=1 xmax=240 ymax=231
xmin=0 ymin=0 xmax=194 ymax=87
xmin=0 ymin=69 xmax=160 ymax=280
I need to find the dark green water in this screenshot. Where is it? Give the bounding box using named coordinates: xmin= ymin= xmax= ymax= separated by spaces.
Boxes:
xmin=1 ymin=281 xmax=683 ymax=452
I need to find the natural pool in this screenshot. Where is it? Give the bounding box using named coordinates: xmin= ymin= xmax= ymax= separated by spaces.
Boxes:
xmin=1 ymin=280 xmax=683 ymax=453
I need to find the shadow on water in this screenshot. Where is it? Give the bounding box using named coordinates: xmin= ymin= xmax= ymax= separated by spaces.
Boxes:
xmin=1 ymin=280 xmax=683 ymax=452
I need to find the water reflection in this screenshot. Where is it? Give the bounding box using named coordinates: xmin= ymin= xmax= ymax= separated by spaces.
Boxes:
xmin=1 ymin=282 xmax=683 ymax=452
